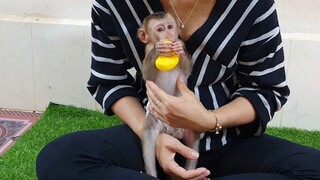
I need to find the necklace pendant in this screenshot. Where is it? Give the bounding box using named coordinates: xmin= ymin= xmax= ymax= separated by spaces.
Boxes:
xmin=170 ymin=0 xmax=199 ymax=30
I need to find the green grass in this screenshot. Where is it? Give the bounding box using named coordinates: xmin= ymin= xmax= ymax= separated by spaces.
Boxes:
xmin=0 ymin=104 xmax=319 ymax=179
xmin=266 ymin=127 xmax=320 ymax=149
xmin=0 ymin=104 xmax=122 ymax=180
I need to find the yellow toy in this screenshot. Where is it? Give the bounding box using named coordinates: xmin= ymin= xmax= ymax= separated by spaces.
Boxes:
xmin=155 ymin=40 xmax=179 ymax=71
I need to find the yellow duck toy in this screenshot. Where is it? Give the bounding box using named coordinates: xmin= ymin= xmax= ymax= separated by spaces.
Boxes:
xmin=155 ymin=40 xmax=179 ymax=71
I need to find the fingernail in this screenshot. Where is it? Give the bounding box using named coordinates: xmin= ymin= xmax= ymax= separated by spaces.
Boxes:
xmin=191 ymin=151 xmax=199 ymax=158
xmin=178 ymin=76 xmax=184 ymax=83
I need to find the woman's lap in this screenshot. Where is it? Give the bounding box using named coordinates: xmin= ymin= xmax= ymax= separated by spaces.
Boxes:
xmin=36 ymin=125 xmax=155 ymax=180
xmin=36 ymin=125 xmax=320 ymax=179
xmin=198 ymin=134 xmax=320 ymax=179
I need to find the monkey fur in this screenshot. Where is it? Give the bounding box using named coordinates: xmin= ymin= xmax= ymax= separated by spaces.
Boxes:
xmin=138 ymin=12 xmax=200 ymax=178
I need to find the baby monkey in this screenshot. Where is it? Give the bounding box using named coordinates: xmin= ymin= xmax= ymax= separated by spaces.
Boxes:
xmin=137 ymin=12 xmax=200 ymax=177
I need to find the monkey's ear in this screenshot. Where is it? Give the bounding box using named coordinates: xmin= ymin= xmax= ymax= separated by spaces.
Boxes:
xmin=137 ymin=28 xmax=148 ymax=44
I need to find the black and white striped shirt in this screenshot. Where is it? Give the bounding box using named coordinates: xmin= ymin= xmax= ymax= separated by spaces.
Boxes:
xmin=87 ymin=0 xmax=290 ymax=151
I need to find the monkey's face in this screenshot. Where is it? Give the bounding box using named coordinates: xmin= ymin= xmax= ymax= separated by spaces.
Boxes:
xmin=148 ymin=14 xmax=179 ymax=43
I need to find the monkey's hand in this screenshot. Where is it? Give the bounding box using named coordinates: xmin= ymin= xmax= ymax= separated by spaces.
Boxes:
xmin=155 ymin=40 xmax=175 ymax=55
xmin=155 ymin=133 xmax=210 ymax=180
xmin=171 ymin=40 xmax=186 ymax=57
xmin=155 ymin=40 xmax=185 ymax=56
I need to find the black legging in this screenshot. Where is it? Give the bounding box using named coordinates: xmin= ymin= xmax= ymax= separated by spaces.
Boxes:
xmin=36 ymin=124 xmax=320 ymax=180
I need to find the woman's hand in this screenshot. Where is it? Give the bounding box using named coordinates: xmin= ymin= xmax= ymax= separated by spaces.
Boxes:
xmin=146 ymin=76 xmax=212 ymax=132
xmin=156 ymin=133 xmax=210 ymax=180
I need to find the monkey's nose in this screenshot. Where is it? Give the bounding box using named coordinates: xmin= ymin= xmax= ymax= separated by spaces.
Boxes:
xmin=166 ymin=36 xmax=174 ymax=42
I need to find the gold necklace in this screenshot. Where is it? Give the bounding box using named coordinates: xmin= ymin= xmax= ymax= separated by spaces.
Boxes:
xmin=169 ymin=0 xmax=199 ymax=29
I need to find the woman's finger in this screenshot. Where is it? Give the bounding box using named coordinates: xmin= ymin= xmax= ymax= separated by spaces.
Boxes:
xmin=146 ymin=81 xmax=169 ymax=121
xmin=168 ymin=163 xmax=210 ymax=180
xmin=146 ymin=81 xmax=168 ymax=103
xmin=176 ymin=76 xmax=191 ymax=95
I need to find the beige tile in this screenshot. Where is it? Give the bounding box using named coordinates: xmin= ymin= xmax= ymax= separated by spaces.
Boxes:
xmin=281 ymin=38 xmax=320 ymax=130
xmin=0 ymin=0 xmax=91 ymax=20
xmin=0 ymin=21 xmax=35 ymax=110
xmin=276 ymin=0 xmax=320 ymax=34
xmin=32 ymin=22 xmax=96 ymax=110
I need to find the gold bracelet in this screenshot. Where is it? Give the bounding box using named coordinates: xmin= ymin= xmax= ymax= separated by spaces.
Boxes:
xmin=210 ymin=110 xmax=222 ymax=134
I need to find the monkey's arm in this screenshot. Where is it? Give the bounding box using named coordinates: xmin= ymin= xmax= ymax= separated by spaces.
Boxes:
xmin=142 ymin=47 xmax=158 ymax=81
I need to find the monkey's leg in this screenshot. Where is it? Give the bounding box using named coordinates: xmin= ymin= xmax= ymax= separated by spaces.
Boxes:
xmin=183 ymin=130 xmax=200 ymax=170
xmin=142 ymin=112 xmax=161 ymax=177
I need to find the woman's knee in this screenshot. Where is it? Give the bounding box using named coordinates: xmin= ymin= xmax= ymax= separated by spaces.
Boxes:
xmin=284 ymin=146 xmax=320 ymax=179
xmin=36 ymin=131 xmax=99 ymax=178
xmin=261 ymin=137 xmax=320 ymax=179
xmin=36 ymin=125 xmax=145 ymax=179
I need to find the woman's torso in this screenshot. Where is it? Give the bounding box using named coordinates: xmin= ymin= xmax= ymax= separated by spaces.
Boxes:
xmin=104 ymin=0 xmax=274 ymax=151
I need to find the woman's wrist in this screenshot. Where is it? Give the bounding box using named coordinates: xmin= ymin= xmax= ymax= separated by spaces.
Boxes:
xmin=208 ymin=110 xmax=223 ymax=134
xmin=203 ymin=110 xmax=223 ymax=134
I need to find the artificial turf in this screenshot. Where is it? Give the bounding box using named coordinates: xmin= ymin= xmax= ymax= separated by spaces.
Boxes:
xmin=0 ymin=104 xmax=319 ymax=179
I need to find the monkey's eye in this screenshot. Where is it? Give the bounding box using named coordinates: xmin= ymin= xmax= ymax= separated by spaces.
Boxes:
xmin=157 ymin=27 xmax=164 ymax=32
xmin=168 ymin=25 xmax=174 ymax=29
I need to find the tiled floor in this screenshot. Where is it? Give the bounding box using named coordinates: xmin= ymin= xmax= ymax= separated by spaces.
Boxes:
xmin=0 ymin=109 xmax=42 ymax=155
xmin=0 ymin=109 xmax=42 ymax=121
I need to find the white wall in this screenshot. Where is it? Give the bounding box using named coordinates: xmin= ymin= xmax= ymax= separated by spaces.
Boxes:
xmin=0 ymin=0 xmax=95 ymax=111
xmin=270 ymin=0 xmax=320 ymax=130
xmin=0 ymin=0 xmax=320 ymax=130
xmin=276 ymin=0 xmax=320 ymax=34
xmin=0 ymin=0 xmax=91 ymax=20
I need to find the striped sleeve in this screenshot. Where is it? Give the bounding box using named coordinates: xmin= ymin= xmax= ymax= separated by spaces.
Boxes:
xmin=87 ymin=0 xmax=138 ymax=115
xmin=231 ymin=0 xmax=290 ymax=136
